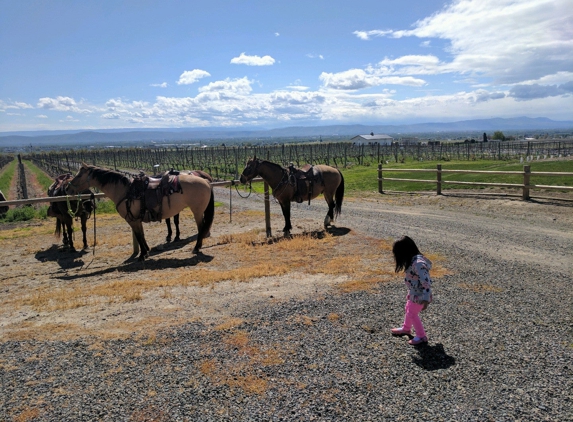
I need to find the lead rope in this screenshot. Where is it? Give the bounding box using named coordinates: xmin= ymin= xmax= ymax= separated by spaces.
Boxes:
xmin=82 ymin=192 xmax=97 ymax=270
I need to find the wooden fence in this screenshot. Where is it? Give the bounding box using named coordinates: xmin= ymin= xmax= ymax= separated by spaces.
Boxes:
xmin=377 ymin=164 xmax=573 ymax=200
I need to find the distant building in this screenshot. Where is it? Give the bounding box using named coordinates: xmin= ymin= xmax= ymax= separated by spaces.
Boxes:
xmin=351 ymin=133 xmax=394 ymax=145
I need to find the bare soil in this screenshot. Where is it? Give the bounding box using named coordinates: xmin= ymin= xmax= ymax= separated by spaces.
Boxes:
xmin=1 ymin=186 xmax=572 ymax=343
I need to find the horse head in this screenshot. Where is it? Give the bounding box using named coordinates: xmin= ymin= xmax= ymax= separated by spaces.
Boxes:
xmin=66 ymin=163 xmax=92 ymax=194
xmin=240 ymin=157 xmax=261 ymax=184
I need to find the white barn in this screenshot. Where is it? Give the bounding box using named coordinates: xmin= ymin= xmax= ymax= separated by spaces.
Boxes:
xmin=351 ymin=133 xmax=394 ymax=145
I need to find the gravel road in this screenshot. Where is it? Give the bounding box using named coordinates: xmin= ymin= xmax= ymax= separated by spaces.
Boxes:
xmin=1 ymin=188 xmax=572 ymax=421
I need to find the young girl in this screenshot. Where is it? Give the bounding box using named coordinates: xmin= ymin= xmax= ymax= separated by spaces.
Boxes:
xmin=391 ymin=236 xmax=433 ymax=345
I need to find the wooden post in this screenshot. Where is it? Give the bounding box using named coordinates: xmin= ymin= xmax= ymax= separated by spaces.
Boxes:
xmin=264 ymin=181 xmax=272 ymax=237
xmin=437 ymin=164 xmax=442 ymax=195
xmin=378 ymin=163 xmax=383 ymax=194
xmin=523 ymin=165 xmax=530 ymax=200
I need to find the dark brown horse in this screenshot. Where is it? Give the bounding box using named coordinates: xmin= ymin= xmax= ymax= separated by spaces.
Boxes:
xmin=66 ymin=163 xmax=214 ymax=260
xmin=47 ymin=174 xmax=93 ymax=251
xmin=240 ymin=157 xmax=344 ymax=235
xmin=0 ymin=189 xmax=8 ymax=216
xmin=163 ymin=169 xmax=213 ymax=242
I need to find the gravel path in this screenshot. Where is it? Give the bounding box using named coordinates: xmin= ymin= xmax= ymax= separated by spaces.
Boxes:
xmin=1 ymin=188 xmax=572 ymax=421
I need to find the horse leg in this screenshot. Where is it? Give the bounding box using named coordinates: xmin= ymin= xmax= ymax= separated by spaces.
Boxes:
xmin=165 ymin=218 xmax=172 ymax=243
xmin=80 ymin=214 xmax=88 ymax=249
xmin=280 ymin=201 xmax=293 ymax=236
xmin=324 ymin=193 xmax=335 ymax=228
xmin=65 ymin=217 xmax=76 ymax=252
xmin=174 ymin=213 xmax=181 ymax=241
xmin=129 ymin=221 xmax=149 ymax=260
xmin=131 ymin=229 xmax=140 ymax=256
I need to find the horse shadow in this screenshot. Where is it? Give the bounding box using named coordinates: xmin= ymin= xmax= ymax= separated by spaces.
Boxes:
xmin=55 ymin=252 xmax=214 ymax=281
xmin=326 ymin=226 xmax=351 ymax=236
xmin=148 ymin=234 xmax=198 ymax=256
xmin=35 ymin=245 xmax=91 ymax=270
xmin=411 ymin=343 xmax=456 ymax=371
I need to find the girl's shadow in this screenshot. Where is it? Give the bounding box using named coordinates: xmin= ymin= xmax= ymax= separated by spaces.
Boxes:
xmin=411 ymin=343 xmax=456 ymax=371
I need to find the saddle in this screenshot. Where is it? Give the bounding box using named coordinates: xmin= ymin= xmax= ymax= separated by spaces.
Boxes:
xmin=288 ymin=164 xmax=324 ymax=204
xmin=47 ymin=174 xmax=93 ymax=218
xmin=48 ymin=173 xmax=72 ymax=197
xmin=127 ymin=171 xmax=182 ymax=222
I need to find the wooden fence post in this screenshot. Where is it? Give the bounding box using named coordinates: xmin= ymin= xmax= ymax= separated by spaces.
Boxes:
xmin=437 ymin=164 xmax=442 ymax=195
xmin=378 ymin=163 xmax=383 ymax=194
xmin=523 ymin=165 xmax=530 ymax=200
xmin=264 ymin=181 xmax=272 ymax=237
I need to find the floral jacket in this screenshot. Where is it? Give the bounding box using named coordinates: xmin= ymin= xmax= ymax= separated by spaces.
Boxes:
xmin=404 ymin=254 xmax=433 ymax=304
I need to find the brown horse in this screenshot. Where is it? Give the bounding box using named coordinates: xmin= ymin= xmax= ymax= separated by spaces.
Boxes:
xmin=163 ymin=169 xmax=213 ymax=242
xmin=240 ymin=157 xmax=344 ymax=235
xmin=0 ymin=189 xmax=8 ymax=216
xmin=47 ymin=174 xmax=93 ymax=251
xmin=66 ymin=163 xmax=214 ymax=260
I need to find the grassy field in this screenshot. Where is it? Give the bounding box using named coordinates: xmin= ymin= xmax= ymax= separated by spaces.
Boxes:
xmin=22 ymin=159 xmax=55 ymax=191
xmin=241 ymin=159 xmax=573 ymax=194
xmin=0 ymin=159 xmax=17 ymax=195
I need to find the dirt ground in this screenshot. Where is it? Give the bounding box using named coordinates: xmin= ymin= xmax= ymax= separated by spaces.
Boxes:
xmin=1 ymin=174 xmax=572 ymax=343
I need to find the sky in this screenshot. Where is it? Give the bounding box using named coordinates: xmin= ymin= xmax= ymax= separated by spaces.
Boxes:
xmin=1 ymin=0 xmax=572 ymax=133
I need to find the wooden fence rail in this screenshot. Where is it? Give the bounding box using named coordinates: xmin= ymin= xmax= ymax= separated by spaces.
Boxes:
xmin=377 ymin=164 xmax=573 ymax=200
xmin=1 ymin=177 xmax=273 ymax=235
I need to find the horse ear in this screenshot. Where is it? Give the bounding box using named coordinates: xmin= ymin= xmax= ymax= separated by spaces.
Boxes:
xmin=253 ymin=154 xmax=257 ymax=160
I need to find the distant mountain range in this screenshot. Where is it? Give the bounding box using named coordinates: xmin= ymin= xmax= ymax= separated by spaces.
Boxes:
xmin=1 ymin=117 xmax=572 ymax=150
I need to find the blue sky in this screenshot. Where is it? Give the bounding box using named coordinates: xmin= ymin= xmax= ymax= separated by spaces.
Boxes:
xmin=1 ymin=0 xmax=572 ymax=132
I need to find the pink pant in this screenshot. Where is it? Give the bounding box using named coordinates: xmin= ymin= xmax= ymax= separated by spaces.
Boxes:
xmin=402 ymin=301 xmax=426 ymax=338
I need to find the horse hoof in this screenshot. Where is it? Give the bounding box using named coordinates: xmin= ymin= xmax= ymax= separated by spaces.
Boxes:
xmin=174 ymin=236 xmax=181 ymax=242
xmin=166 ymin=237 xmax=172 ymax=243
xmin=192 ymin=248 xmax=199 ymax=254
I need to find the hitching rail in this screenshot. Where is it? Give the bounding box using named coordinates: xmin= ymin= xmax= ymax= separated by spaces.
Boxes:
xmin=377 ymin=164 xmax=573 ymax=200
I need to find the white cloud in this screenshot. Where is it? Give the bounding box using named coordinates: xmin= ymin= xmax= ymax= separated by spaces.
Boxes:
xmin=230 ymin=52 xmax=275 ymax=66
xmin=150 ymin=82 xmax=168 ymax=88
xmin=102 ymin=113 xmax=120 ymax=119
xmin=0 ymin=100 xmax=34 ymax=111
xmin=378 ymin=0 xmax=573 ymax=85
xmin=36 ymin=114 xmax=48 ymax=118
xmin=275 ymin=32 xmax=280 ymax=37
xmin=177 ymin=69 xmax=211 ymax=85
xmin=353 ymin=30 xmax=393 ymax=40
xmin=198 ymin=77 xmax=253 ymax=95
xmin=37 ymin=96 xmax=92 ymax=113
xmin=319 ymin=69 xmax=426 ymax=90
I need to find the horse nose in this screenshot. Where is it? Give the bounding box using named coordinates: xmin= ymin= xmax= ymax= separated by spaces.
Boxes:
xmin=239 ymin=175 xmax=246 ymax=184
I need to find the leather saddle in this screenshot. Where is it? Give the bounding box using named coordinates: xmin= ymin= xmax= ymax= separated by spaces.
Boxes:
xmin=127 ymin=171 xmax=182 ymax=222
xmin=288 ymin=164 xmax=323 ymax=204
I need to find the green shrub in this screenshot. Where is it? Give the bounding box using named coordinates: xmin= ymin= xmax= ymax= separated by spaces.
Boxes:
xmin=1 ymin=206 xmax=37 ymax=222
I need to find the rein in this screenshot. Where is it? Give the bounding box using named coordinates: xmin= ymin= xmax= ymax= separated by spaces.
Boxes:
xmin=66 ymin=193 xmax=83 ymax=218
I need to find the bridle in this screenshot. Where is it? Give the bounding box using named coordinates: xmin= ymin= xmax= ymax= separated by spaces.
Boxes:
xmin=66 ymin=169 xmax=91 ymax=193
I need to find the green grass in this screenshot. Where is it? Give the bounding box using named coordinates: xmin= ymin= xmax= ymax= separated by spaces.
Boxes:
xmin=0 ymin=159 xmax=17 ymax=195
xmin=23 ymin=160 xmax=54 ymax=191
xmin=343 ymin=159 xmax=573 ymax=193
xmin=234 ymin=159 xmax=572 ymax=195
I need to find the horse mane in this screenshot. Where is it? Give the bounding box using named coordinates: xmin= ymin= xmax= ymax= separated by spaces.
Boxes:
xmin=87 ymin=165 xmax=131 ymax=188
xmin=261 ymin=159 xmax=285 ymax=172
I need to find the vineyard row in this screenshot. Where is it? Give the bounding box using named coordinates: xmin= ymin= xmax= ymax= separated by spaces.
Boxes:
xmin=14 ymin=139 xmax=573 ymax=181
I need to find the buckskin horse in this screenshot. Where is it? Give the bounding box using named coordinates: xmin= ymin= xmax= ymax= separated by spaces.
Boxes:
xmin=47 ymin=173 xmax=93 ymax=251
xmin=162 ymin=169 xmax=213 ymax=242
xmin=240 ymin=157 xmax=344 ymax=235
xmin=66 ymin=163 xmax=214 ymax=260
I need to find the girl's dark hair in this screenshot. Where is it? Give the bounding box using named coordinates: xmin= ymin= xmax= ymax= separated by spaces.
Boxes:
xmin=392 ymin=235 xmax=421 ymax=273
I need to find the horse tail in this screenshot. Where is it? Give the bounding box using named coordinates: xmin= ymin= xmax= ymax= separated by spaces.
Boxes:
xmin=334 ymin=170 xmax=344 ymax=219
xmin=198 ymin=189 xmax=215 ymax=240
xmin=55 ymin=218 xmax=62 ymax=239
